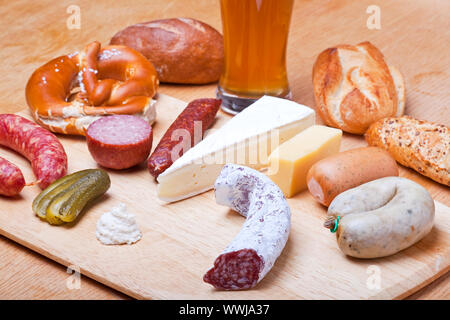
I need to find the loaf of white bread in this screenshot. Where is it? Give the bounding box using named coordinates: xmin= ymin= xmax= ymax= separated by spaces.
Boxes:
xmin=313 ymin=41 xmax=405 ymax=134
xmin=365 ymin=116 xmax=449 ymax=186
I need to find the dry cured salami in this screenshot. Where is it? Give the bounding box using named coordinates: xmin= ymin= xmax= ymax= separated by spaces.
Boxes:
xmin=148 ymin=98 xmax=221 ymax=178
xmin=203 ymin=164 xmax=291 ymax=290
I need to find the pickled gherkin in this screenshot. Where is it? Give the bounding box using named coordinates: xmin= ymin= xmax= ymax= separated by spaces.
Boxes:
xmin=32 ymin=170 xmax=92 ymax=220
xmin=32 ymin=169 xmax=111 ymax=225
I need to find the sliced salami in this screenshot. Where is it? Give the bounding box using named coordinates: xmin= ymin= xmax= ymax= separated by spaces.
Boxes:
xmin=0 ymin=114 xmax=67 ymax=189
xmin=0 ymin=157 xmax=25 ymax=196
xmin=86 ymin=115 xmax=153 ymax=169
xmin=203 ymin=164 xmax=291 ymax=290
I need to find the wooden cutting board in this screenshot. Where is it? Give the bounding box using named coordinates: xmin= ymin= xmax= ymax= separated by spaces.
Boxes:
xmin=0 ymin=0 xmax=449 ymax=299
xmin=0 ymin=93 xmax=448 ymax=299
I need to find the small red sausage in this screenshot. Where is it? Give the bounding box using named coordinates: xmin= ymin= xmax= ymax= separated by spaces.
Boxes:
xmin=86 ymin=115 xmax=153 ymax=170
xmin=0 ymin=114 xmax=67 ymax=189
xmin=148 ymin=98 xmax=221 ymax=178
xmin=0 ymin=157 xmax=25 ymax=196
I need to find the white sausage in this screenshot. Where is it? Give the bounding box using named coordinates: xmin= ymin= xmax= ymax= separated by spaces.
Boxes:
xmin=326 ymin=177 xmax=435 ymax=258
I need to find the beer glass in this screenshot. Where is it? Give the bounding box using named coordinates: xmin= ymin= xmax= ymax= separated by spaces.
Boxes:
xmin=217 ymin=0 xmax=295 ymax=114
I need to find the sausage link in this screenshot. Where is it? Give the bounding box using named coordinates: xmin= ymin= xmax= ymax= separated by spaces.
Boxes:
xmin=148 ymin=98 xmax=221 ymax=178
xmin=326 ymin=177 xmax=434 ymax=258
xmin=0 ymin=114 xmax=68 ymax=189
xmin=307 ymin=147 xmax=398 ymax=206
xmin=0 ymin=157 xmax=25 ymax=196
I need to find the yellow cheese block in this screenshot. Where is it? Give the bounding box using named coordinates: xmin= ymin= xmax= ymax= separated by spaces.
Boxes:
xmin=267 ymin=125 xmax=342 ymax=198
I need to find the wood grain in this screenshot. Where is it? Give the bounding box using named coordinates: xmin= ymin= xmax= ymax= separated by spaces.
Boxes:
xmin=0 ymin=94 xmax=448 ymax=300
xmin=0 ymin=235 xmax=128 ymax=300
xmin=0 ymin=0 xmax=449 ymax=299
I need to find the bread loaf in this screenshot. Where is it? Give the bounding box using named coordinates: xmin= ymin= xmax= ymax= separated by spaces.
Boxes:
xmin=110 ymin=18 xmax=224 ymax=84
xmin=365 ymin=116 xmax=449 ymax=186
xmin=313 ymin=41 xmax=405 ymax=134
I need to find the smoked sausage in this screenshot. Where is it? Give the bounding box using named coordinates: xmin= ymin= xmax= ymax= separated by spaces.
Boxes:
xmin=0 ymin=114 xmax=68 ymax=190
xmin=148 ymin=98 xmax=221 ymax=178
xmin=0 ymin=157 xmax=25 ymax=196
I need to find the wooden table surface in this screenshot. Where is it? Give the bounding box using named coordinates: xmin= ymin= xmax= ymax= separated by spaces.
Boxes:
xmin=0 ymin=0 xmax=448 ymax=299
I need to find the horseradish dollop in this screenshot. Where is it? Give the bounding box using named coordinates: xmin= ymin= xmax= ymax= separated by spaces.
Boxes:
xmin=96 ymin=203 xmax=142 ymax=245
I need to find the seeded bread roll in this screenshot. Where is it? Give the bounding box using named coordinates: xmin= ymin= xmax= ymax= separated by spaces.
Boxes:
xmin=365 ymin=116 xmax=449 ymax=186
xmin=110 ymin=18 xmax=224 ymax=84
xmin=313 ymin=41 xmax=405 ymax=134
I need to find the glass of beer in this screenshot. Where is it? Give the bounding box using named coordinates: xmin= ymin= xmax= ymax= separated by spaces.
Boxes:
xmin=217 ymin=0 xmax=295 ymax=114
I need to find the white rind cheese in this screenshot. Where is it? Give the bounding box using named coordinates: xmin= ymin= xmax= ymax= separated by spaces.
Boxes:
xmin=157 ymin=96 xmax=315 ymax=202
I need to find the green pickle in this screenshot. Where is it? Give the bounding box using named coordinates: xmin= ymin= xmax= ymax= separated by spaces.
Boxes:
xmin=32 ymin=170 xmax=92 ymax=219
xmin=45 ymin=173 xmax=99 ymax=224
xmin=32 ymin=169 xmax=111 ymax=225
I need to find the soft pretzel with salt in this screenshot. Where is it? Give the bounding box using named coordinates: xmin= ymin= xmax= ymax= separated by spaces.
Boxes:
xmin=26 ymin=41 xmax=159 ymax=135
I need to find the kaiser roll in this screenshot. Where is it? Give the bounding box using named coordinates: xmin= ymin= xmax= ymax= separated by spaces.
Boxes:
xmin=312 ymin=41 xmax=405 ymax=134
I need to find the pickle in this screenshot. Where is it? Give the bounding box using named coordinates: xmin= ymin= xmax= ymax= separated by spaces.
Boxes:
xmin=32 ymin=170 xmax=93 ymax=219
xmin=45 ymin=209 xmax=65 ymax=225
xmin=32 ymin=169 xmax=111 ymax=225
xmin=44 ymin=173 xmax=99 ymax=224
xmin=47 ymin=170 xmax=110 ymax=223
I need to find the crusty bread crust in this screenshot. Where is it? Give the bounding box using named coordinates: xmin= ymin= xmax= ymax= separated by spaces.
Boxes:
xmin=365 ymin=116 xmax=449 ymax=186
xmin=110 ymin=18 xmax=223 ymax=84
xmin=388 ymin=66 xmax=406 ymax=116
xmin=313 ymin=41 xmax=405 ymax=134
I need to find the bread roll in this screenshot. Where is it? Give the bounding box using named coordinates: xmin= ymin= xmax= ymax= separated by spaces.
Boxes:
xmin=313 ymin=41 xmax=405 ymax=134
xmin=365 ymin=116 xmax=449 ymax=186
xmin=110 ymin=18 xmax=224 ymax=84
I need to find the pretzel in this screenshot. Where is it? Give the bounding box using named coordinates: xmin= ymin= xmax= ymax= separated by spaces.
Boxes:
xmin=25 ymin=41 xmax=159 ymax=135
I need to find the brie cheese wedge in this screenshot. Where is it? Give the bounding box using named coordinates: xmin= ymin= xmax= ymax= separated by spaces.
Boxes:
xmin=157 ymin=96 xmax=315 ymax=202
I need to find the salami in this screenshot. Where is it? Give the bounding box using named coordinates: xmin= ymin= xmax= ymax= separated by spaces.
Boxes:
xmin=148 ymin=98 xmax=221 ymax=178
xmin=0 ymin=114 xmax=67 ymax=189
xmin=86 ymin=115 xmax=153 ymax=170
xmin=203 ymin=164 xmax=291 ymax=290
xmin=0 ymin=157 xmax=25 ymax=196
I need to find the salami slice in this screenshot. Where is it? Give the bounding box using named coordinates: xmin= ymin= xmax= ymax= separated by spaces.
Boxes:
xmin=148 ymin=98 xmax=221 ymax=178
xmin=0 ymin=157 xmax=25 ymax=196
xmin=86 ymin=115 xmax=153 ymax=169
xmin=0 ymin=114 xmax=67 ymax=189
xmin=203 ymin=164 xmax=291 ymax=290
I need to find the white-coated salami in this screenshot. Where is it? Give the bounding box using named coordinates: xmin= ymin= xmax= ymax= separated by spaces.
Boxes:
xmin=203 ymin=164 xmax=291 ymax=290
